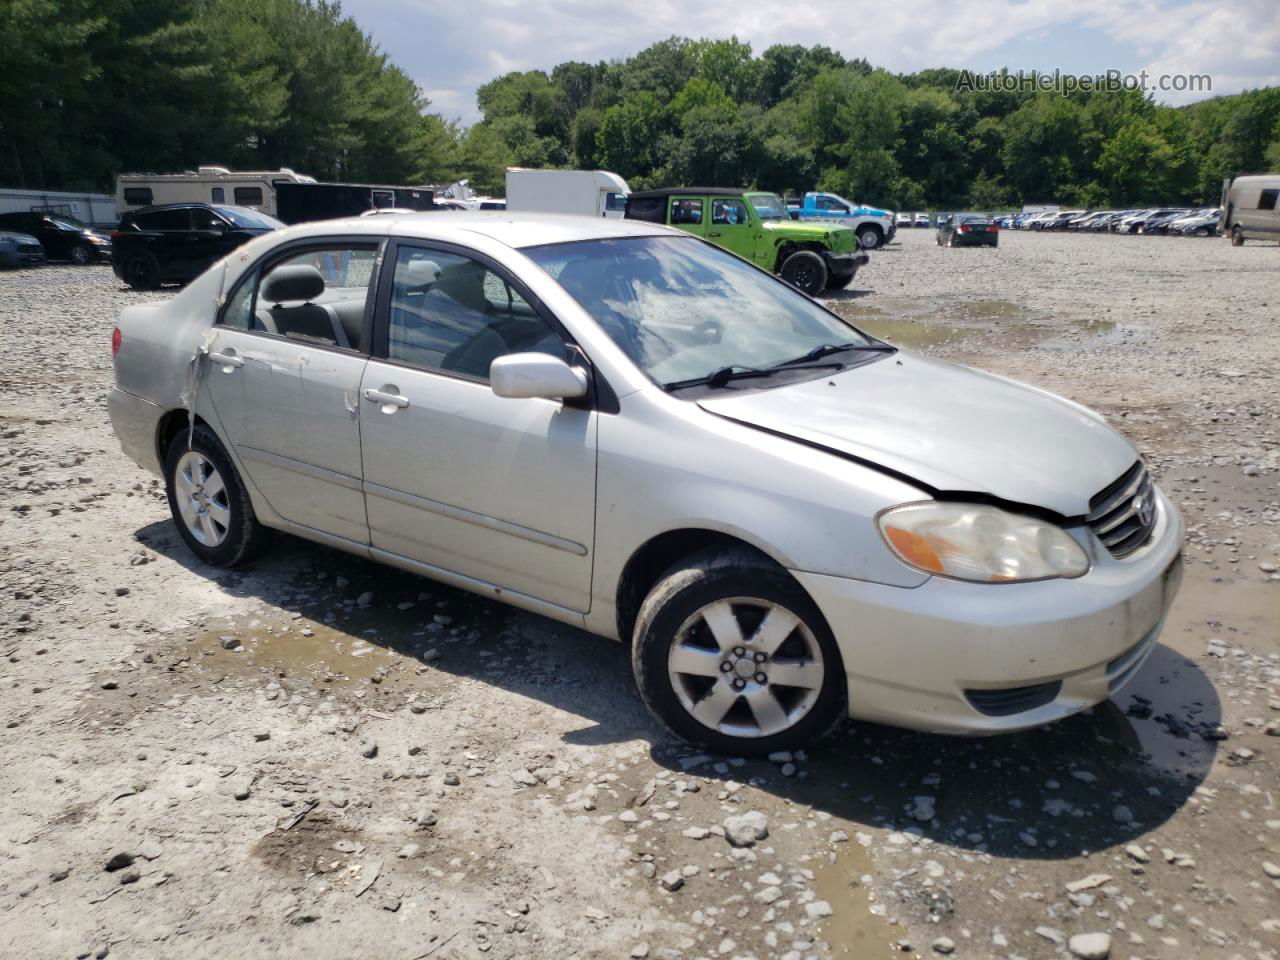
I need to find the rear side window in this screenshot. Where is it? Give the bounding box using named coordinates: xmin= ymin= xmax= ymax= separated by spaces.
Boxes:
xmin=123 ymin=187 xmax=153 ymax=205
xmin=234 ymin=186 xmax=264 ymax=206
xmin=135 ymin=209 xmax=190 ymax=230
xmin=670 ymin=199 xmax=704 ymax=225
xmin=1259 ymin=189 xmax=1278 ymax=211
xmin=211 ymin=187 xmax=225 ymax=203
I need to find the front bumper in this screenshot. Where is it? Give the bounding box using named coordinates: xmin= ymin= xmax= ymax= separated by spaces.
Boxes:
xmin=794 ymin=487 xmax=1184 ymax=734
xmin=824 ymin=250 xmax=870 ymax=274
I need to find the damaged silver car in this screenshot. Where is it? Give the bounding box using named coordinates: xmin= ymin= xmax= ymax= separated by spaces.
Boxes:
xmin=108 ymin=213 xmax=1183 ymax=754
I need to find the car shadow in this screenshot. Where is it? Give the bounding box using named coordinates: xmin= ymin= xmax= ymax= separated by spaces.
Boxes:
xmin=135 ymin=522 xmax=1220 ymax=861
xmin=819 ymin=288 xmax=874 ymax=302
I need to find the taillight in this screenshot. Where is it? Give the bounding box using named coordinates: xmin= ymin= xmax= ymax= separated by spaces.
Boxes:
xmin=110 ymin=230 xmax=123 ymax=241
xmin=112 ymin=327 xmax=122 ymax=356
xmin=958 ymin=224 xmax=970 ymax=233
xmin=990 ymin=223 xmax=999 ymax=231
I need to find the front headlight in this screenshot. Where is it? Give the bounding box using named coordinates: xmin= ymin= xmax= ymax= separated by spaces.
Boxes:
xmin=877 ymin=502 xmax=1090 ymax=583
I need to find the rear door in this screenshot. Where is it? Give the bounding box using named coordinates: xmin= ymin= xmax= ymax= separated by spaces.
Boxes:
xmin=668 ymin=197 xmax=707 ymax=238
xmin=358 ymin=239 xmax=597 ymax=613
xmin=202 ymin=239 xmax=380 ymax=544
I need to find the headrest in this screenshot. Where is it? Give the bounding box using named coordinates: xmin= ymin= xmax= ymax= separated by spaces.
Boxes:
xmin=262 ymin=264 xmax=325 ymax=304
xmin=401 ymin=258 xmax=441 ymax=286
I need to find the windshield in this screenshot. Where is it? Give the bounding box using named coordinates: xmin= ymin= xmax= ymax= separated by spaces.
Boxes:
xmin=213 ymin=206 xmax=284 ymax=229
xmin=745 ymin=193 xmax=786 ymax=221
xmin=49 ymin=215 xmax=88 ymax=230
xmin=524 ymin=235 xmax=873 ymax=387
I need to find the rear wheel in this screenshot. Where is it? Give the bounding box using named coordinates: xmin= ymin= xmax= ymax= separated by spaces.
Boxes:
xmin=1231 ymin=226 xmax=1245 ymax=246
xmin=631 ymin=550 xmax=846 ymax=755
xmin=164 ymin=425 xmax=268 ymax=567
xmin=124 ymin=253 xmax=160 ymax=290
xmin=779 ymin=250 xmax=828 ymax=296
xmin=69 ymin=244 xmax=92 ymax=266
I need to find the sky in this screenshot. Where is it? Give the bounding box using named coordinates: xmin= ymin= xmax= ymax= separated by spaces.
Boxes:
xmin=340 ymin=0 xmax=1280 ymax=124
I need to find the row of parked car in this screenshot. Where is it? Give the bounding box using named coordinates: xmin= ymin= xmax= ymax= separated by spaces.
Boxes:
xmin=0 ymin=210 xmax=114 ymax=268
xmin=995 ymin=208 xmax=1223 ymax=236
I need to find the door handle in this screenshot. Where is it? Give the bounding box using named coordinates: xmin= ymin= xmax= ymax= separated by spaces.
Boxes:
xmin=208 ymin=351 xmax=244 ymax=370
xmin=706 ymin=231 xmax=721 ymax=237
xmin=364 ymin=387 xmax=410 ymax=411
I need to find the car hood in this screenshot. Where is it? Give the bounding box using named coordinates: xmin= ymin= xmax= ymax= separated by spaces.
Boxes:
xmin=762 ymin=220 xmax=854 ymax=240
xmin=696 ymin=353 xmax=1137 ymax=517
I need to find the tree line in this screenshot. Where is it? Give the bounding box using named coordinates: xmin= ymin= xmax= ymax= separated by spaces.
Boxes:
xmin=2 ymin=3 xmax=1277 ymax=210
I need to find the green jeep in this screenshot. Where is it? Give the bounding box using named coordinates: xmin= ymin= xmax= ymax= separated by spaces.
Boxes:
xmin=624 ymin=187 xmax=869 ymax=295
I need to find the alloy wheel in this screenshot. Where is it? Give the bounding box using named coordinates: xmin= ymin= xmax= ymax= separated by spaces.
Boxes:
xmin=70 ymin=245 xmax=91 ymax=265
xmin=174 ymin=450 xmax=231 ymax=546
xmin=667 ymin=598 xmax=824 ymax=739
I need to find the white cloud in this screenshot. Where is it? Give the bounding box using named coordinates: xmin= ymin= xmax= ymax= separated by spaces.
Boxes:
xmin=348 ymin=0 xmax=1279 ymax=120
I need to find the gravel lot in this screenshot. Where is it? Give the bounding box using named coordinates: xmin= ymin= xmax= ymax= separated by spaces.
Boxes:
xmin=1 ymin=228 xmax=1277 ymax=960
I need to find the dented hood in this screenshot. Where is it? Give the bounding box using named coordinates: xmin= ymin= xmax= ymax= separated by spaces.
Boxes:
xmin=697 ymin=353 xmax=1137 ymax=517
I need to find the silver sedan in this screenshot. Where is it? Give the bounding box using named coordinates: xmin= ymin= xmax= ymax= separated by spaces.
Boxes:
xmin=108 ymin=212 xmax=1183 ymax=754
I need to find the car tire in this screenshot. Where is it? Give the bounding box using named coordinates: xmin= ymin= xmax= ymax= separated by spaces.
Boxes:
xmin=1194 ymin=227 xmax=1209 ymax=237
xmin=857 ymin=226 xmax=883 ymax=250
xmin=124 ymin=253 xmax=161 ymax=290
xmin=631 ymin=548 xmax=847 ymax=755
xmin=164 ymin=424 xmax=268 ymax=567
xmin=779 ymin=250 xmax=828 ymax=296
xmin=1231 ymin=226 xmax=1244 ymax=247
xmin=69 ymin=244 xmax=92 ymax=266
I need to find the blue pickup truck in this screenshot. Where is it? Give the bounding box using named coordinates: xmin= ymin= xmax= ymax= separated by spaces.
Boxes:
xmin=785 ymin=192 xmax=897 ymax=250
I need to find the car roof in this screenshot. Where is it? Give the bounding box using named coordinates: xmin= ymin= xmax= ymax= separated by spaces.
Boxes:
xmin=628 ymin=187 xmax=750 ymax=199
xmin=273 ymin=211 xmax=678 ymax=249
xmin=128 ymin=203 xmax=217 ymax=214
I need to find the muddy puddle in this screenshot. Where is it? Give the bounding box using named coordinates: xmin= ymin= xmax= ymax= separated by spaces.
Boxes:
xmin=828 ymin=298 xmax=1120 ymax=352
xmin=811 ymin=841 xmax=902 ymax=958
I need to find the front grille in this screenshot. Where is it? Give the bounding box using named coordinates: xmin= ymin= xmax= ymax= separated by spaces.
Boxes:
xmin=1087 ymin=461 xmax=1157 ymax=557
xmin=965 ymin=681 xmax=1062 ymax=717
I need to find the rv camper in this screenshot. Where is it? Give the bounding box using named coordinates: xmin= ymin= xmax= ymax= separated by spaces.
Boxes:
xmin=505 ymin=169 xmax=629 ymax=218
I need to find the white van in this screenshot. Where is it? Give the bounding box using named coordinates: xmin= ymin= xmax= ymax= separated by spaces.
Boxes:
xmin=1221 ymin=173 xmax=1280 ymax=244
xmin=115 ymin=167 xmax=316 ymax=217
xmin=505 ymin=168 xmax=629 ymax=218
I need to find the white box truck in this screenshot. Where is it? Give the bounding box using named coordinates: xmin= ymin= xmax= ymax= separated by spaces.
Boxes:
xmin=504 ymin=169 xmax=629 ymax=218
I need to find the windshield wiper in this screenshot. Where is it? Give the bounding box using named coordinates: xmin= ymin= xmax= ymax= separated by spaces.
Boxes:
xmin=774 ymin=341 xmax=896 ymax=367
xmin=663 ymin=362 xmax=844 ymax=392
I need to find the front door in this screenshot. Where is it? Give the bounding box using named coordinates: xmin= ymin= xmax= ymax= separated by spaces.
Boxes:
xmin=202 ymin=241 xmax=380 ymax=544
xmin=706 ymin=197 xmax=759 ymax=262
xmin=359 ymin=241 xmax=597 ymax=613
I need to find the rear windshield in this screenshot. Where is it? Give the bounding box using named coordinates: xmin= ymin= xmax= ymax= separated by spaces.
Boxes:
xmin=213 ymin=206 xmax=284 ymax=229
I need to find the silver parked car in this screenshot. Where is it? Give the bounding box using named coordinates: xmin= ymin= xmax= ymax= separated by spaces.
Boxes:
xmin=108 ymin=213 xmax=1183 ymax=754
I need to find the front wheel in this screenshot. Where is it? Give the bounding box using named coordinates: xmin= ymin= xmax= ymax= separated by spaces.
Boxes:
xmin=631 ymin=550 xmax=847 ymax=755
xmin=69 ymin=244 xmax=92 ymax=266
xmin=857 ymin=226 xmax=884 ymax=250
xmin=779 ymin=250 xmax=828 ymax=296
xmin=165 ymin=425 xmax=268 ymax=567
xmin=1231 ymin=226 xmax=1244 ymax=246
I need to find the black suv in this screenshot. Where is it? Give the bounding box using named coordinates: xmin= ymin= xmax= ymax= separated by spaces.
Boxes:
xmin=112 ymin=203 xmax=283 ymax=290
xmin=0 ymin=211 xmax=112 ymax=264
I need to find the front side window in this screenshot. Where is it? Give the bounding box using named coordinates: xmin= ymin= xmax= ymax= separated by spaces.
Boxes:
xmin=670 ymin=199 xmax=704 ymax=225
xmin=191 ymin=207 xmax=225 ymax=231
xmin=387 ymin=245 xmax=567 ymax=380
xmin=1259 ymin=189 xmax=1278 ymax=211
xmin=711 ymin=199 xmax=748 ymax=225
xmin=234 ymin=186 xmax=264 ymax=206
xmin=213 ymin=206 xmax=284 ymax=229
xmin=817 ymin=196 xmax=848 ymax=212
xmin=525 ymin=235 xmax=874 ymax=388
xmin=605 ymin=192 xmax=628 ymax=212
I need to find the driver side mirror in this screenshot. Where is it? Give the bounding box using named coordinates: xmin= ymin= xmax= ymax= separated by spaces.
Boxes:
xmin=490 ymin=353 xmax=589 ymax=401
